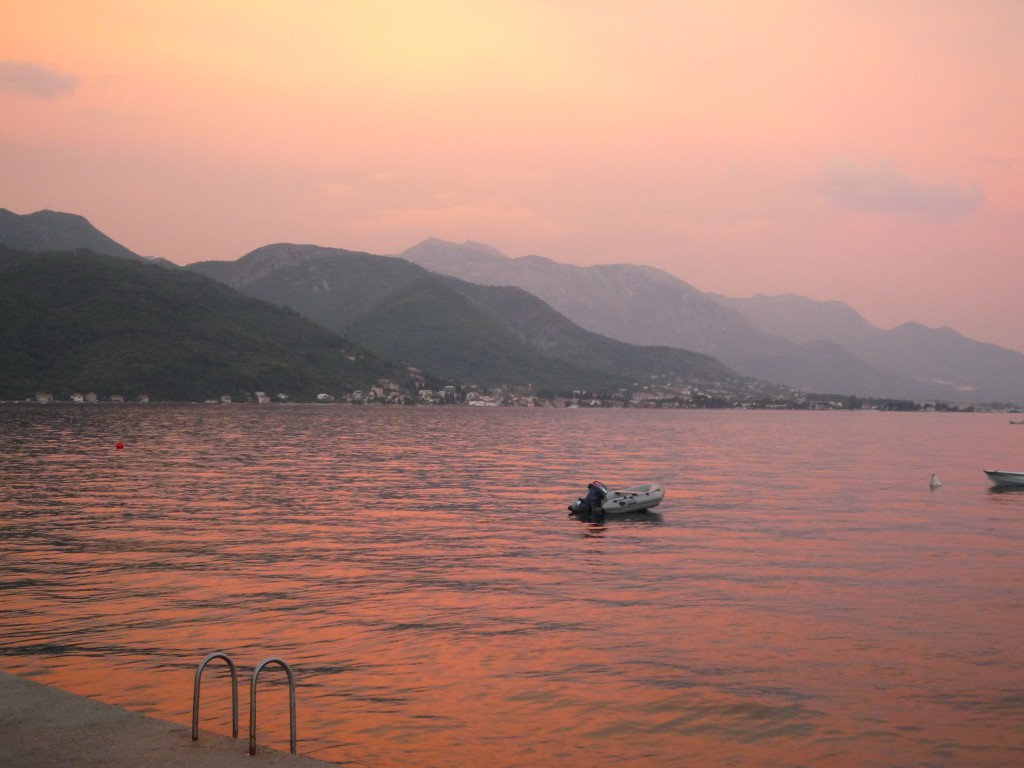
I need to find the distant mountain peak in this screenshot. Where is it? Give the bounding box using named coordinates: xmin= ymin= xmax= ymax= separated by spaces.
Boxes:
xmin=401 ymin=237 xmax=510 ymax=272
xmin=461 ymin=240 xmax=508 ymax=257
xmin=239 ymin=242 xmax=337 ymax=267
xmin=26 ymin=208 xmax=91 ymax=225
xmin=0 ymin=207 xmax=146 ymax=262
xmin=415 ymin=236 xmax=507 ymax=256
xmin=403 ymin=238 xmax=700 ymax=292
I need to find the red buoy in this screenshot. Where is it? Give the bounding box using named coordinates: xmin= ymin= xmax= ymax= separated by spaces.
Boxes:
xmin=116 ymin=441 xmax=124 ymax=450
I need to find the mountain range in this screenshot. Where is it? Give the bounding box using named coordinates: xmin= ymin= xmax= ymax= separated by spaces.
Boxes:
xmin=399 ymin=239 xmax=1023 ymax=404
xmin=3 ymin=208 xmax=1021 ymax=405
xmin=187 ymin=243 xmax=753 ymax=395
xmin=1 ymin=210 xmax=759 ymax=401
xmin=0 ymin=244 xmax=415 ymax=401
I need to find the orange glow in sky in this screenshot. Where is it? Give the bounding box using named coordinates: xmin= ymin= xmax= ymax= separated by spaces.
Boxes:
xmin=2 ymin=2 xmax=1022 ymax=350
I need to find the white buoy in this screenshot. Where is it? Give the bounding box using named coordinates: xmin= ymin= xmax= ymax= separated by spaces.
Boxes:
xmin=929 ymin=474 xmax=942 ymax=489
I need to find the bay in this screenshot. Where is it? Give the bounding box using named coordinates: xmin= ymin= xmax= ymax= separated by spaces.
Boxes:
xmin=1 ymin=404 xmax=1023 ymax=767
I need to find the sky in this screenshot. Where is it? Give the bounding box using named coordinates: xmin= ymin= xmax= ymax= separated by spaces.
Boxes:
xmin=2 ymin=1 xmax=1022 ymax=352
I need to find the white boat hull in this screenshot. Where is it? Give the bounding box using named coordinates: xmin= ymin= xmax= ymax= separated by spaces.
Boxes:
xmin=569 ymin=483 xmax=665 ymax=514
xmin=984 ymin=470 xmax=1024 ymax=487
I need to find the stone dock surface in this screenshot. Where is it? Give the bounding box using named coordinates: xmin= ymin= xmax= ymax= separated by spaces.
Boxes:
xmin=0 ymin=671 xmax=336 ymax=768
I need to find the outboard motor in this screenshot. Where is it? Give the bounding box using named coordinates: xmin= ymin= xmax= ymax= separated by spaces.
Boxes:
xmin=568 ymin=480 xmax=609 ymax=522
xmin=582 ymin=480 xmax=607 ymax=515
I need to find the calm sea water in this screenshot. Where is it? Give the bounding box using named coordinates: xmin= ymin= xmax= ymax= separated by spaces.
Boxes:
xmin=1 ymin=404 xmax=1023 ymax=767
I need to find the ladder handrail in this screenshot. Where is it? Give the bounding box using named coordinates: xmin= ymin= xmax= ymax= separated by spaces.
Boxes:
xmin=192 ymin=652 xmax=239 ymax=740
xmin=249 ymin=657 xmax=297 ymax=755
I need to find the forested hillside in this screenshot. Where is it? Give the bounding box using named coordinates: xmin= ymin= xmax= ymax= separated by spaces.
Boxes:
xmin=0 ymin=247 xmax=416 ymax=401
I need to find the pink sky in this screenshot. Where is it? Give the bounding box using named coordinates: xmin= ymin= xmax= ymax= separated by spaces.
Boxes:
xmin=2 ymin=2 xmax=1022 ymax=351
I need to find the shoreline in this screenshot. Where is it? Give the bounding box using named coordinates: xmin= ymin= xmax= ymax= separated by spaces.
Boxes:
xmin=0 ymin=670 xmax=335 ymax=768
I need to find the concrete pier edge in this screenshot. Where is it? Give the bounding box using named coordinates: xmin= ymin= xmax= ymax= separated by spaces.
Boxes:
xmin=0 ymin=670 xmax=336 ymax=767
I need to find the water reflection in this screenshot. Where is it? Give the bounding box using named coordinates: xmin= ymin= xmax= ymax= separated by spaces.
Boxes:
xmin=569 ymin=508 xmax=665 ymax=526
xmin=2 ymin=405 xmax=1024 ymax=767
xmin=987 ymin=484 xmax=1024 ymax=494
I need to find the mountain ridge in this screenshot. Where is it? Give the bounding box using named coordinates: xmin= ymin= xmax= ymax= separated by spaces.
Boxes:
xmin=189 ymin=244 xmax=758 ymax=396
xmin=401 ymin=238 xmax=1023 ymax=403
xmin=0 ymin=208 xmax=149 ymax=263
xmin=712 ymin=292 xmax=1023 ymax=401
xmin=3 ymin=208 xmax=1020 ymax=404
xmin=0 ymin=245 xmax=415 ymax=401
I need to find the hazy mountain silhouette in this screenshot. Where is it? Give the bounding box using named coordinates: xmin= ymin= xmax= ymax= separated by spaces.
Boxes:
xmin=189 ymin=243 xmax=751 ymax=394
xmin=4 ymin=208 xmax=1020 ymax=403
xmin=712 ymin=293 xmax=1024 ymax=403
xmin=401 ymin=238 xmax=1023 ymax=403
xmin=0 ymin=208 xmax=151 ymax=263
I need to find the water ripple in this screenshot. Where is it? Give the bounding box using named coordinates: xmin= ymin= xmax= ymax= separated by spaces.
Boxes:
xmin=2 ymin=405 xmax=1024 ymax=767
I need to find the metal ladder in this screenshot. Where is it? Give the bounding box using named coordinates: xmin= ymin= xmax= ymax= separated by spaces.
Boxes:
xmin=192 ymin=652 xmax=297 ymax=755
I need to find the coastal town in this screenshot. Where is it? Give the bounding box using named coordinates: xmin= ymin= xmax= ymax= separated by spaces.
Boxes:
xmin=22 ymin=377 xmax=1006 ymax=412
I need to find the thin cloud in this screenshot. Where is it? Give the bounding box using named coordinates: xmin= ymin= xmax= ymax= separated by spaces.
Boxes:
xmin=819 ymin=163 xmax=984 ymax=220
xmin=0 ymin=60 xmax=81 ymax=99
xmin=973 ymin=154 xmax=1015 ymax=172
